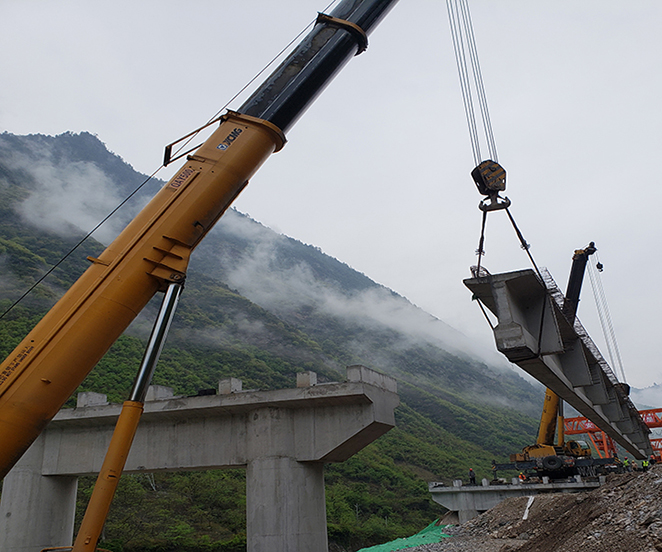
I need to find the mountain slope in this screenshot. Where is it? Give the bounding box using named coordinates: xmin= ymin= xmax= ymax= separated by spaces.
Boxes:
xmin=0 ymin=131 xmax=541 ymax=550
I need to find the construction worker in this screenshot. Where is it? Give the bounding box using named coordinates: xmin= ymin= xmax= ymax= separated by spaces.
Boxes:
xmin=518 ymin=472 xmax=526 ymax=482
xmin=643 ymin=459 xmax=650 ymax=472
xmin=623 ymin=457 xmax=631 ymax=472
xmin=469 ymin=468 xmax=476 ymax=485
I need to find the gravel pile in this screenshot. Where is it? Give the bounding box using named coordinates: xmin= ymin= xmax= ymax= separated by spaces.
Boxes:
xmin=406 ymin=464 xmax=662 ymax=552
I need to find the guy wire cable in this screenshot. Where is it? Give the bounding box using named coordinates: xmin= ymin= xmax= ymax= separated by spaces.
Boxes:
xmin=588 ymin=258 xmax=627 ymax=383
xmin=0 ymin=4 xmax=337 ymax=321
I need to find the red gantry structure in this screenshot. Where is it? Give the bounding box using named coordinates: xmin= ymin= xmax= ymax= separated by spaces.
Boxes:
xmin=565 ymin=407 xmax=662 ymax=460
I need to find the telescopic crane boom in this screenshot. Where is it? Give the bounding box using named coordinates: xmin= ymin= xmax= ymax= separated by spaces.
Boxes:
xmin=0 ymin=0 xmax=399 ymax=481
xmin=508 ymin=243 xmax=600 ymax=474
xmin=535 ymin=242 xmax=598 ymax=448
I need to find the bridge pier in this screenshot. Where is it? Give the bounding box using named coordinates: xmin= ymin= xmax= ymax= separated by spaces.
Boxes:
xmin=429 ymin=477 xmax=605 ymax=523
xmin=0 ymin=366 xmax=398 ymax=552
xmin=0 ymin=436 xmax=78 ymax=552
xmin=247 ymin=457 xmax=326 ymax=551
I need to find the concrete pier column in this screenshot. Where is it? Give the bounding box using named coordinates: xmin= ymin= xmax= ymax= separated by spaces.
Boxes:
xmin=246 ymin=457 xmax=326 ymax=552
xmin=0 ymin=435 xmax=78 ymax=552
xmin=245 ymin=405 xmax=327 ymax=552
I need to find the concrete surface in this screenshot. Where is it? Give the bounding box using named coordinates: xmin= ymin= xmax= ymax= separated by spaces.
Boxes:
xmin=0 ymin=436 xmax=78 ymax=552
xmin=0 ymin=365 xmax=398 ymax=552
xmin=464 ymin=268 xmax=651 ymax=459
xmin=429 ymin=477 xmax=603 ymax=523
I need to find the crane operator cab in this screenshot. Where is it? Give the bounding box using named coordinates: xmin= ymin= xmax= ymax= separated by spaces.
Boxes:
xmin=565 ymin=440 xmax=592 ymax=457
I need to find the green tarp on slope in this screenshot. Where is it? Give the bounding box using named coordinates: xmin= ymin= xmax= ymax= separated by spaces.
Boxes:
xmin=357 ymin=520 xmax=452 ymax=551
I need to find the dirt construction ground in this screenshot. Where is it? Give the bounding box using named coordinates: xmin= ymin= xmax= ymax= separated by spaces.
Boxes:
xmin=409 ymin=464 xmax=662 ymax=552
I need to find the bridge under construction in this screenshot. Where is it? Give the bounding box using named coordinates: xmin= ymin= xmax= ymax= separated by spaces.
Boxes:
xmin=464 ymin=267 xmax=651 ymax=459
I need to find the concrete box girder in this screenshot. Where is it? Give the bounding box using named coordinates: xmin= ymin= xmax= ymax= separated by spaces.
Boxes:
xmin=464 ymin=269 xmax=651 ymax=459
xmin=562 ymin=340 xmax=593 ymax=387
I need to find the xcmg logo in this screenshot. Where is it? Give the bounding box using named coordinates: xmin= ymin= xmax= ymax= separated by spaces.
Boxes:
xmin=217 ymin=128 xmax=243 ymax=150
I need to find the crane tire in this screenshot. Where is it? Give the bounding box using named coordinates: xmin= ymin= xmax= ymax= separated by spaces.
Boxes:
xmin=542 ymin=456 xmax=563 ymax=470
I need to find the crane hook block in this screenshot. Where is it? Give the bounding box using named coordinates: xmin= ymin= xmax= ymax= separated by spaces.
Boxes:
xmin=471 ymin=160 xmax=506 ymax=196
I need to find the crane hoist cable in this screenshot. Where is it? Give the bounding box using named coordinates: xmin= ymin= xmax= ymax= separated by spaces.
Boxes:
xmin=587 ymin=257 xmax=628 ymax=383
xmin=446 ymin=0 xmax=541 ymax=281
xmin=446 ymin=0 xmax=498 ymax=165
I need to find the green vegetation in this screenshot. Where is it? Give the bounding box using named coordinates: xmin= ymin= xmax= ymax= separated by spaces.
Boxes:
xmin=0 ymin=132 xmax=541 ymax=551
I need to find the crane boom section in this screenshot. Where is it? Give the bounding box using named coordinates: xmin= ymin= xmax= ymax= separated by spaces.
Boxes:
xmin=0 ymin=114 xmax=284 ymax=478
xmin=537 ymin=388 xmax=561 ymax=445
xmin=535 ymin=244 xmax=598 ymax=448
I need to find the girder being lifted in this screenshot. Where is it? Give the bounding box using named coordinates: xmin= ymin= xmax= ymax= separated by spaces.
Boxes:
xmin=464 ymin=268 xmax=652 ymax=459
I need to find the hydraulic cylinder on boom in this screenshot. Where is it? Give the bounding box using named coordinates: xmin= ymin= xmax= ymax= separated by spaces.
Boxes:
xmin=0 ymin=0 xmax=400 ymax=481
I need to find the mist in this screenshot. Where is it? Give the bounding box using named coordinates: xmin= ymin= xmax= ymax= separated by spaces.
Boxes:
xmin=0 ymin=133 xmax=158 ymax=245
xmin=631 ymin=385 xmax=662 ymax=411
xmin=1 ymin=131 xmax=518 ymax=378
xmin=213 ymin=209 xmax=513 ymax=370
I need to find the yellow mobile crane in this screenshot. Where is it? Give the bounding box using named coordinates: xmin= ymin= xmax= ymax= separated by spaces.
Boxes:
xmin=501 ymin=244 xmax=613 ymax=476
xmin=0 ymin=0 xmax=399 ymax=509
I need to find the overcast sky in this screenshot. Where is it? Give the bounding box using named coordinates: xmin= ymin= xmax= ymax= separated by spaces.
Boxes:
xmin=2 ymin=1 xmax=661 ymax=390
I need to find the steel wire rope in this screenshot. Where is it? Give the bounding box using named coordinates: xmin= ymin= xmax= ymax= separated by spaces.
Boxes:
xmin=593 ymin=262 xmax=618 ymax=358
xmin=475 ymin=297 xmax=495 ymax=330
xmin=446 ymin=0 xmax=498 ymax=165
xmin=457 ymin=0 xmax=498 ymax=162
xmin=504 ymin=207 xmax=543 ymax=281
xmin=588 ymin=263 xmax=617 ymax=372
xmin=447 ymin=0 xmax=547 ymax=349
xmin=0 ymin=5 xmax=337 ymax=322
xmin=474 ymin=200 xmax=544 ymax=284
xmin=596 ymin=263 xmax=623 ymax=374
xmin=588 ymin=258 xmax=627 ymax=383
xmin=589 ymin=267 xmax=625 ymax=381
xmin=168 ymin=4 xmax=335 ymax=159
xmin=475 ymin=208 xmax=488 ymax=273
xmin=0 ymin=166 xmax=164 ymax=321
xmin=447 ymin=0 xmax=482 ymax=164
xmin=472 ymin=208 xmax=494 ymax=328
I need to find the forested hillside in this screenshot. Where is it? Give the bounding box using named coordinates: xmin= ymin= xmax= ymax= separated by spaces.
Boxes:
xmin=0 ymin=132 xmax=542 ymax=551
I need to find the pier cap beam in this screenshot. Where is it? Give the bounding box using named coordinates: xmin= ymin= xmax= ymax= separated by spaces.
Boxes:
xmin=429 ymin=479 xmax=602 ymax=523
xmin=1 ymin=366 xmax=398 ymax=552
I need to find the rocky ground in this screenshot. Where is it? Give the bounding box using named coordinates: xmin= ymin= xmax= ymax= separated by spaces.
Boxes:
xmin=408 ymin=464 xmax=662 ymax=552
